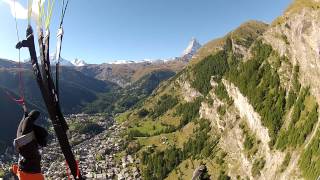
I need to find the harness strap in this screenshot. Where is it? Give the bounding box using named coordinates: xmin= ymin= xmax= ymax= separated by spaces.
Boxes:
xmin=13 ymin=131 xmax=36 ymax=152
xmin=65 ymin=161 xmax=71 ymax=180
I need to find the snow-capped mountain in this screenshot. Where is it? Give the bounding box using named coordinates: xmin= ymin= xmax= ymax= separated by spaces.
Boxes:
xmin=24 ymin=55 xmax=74 ymax=66
xmin=106 ymin=38 xmax=201 ymax=65
xmin=109 ymin=59 xmax=176 ymax=65
xmin=52 ymin=57 xmax=74 ymax=66
xmin=181 ymin=38 xmax=202 ymax=61
xmin=21 ymin=38 xmax=201 ymax=66
xmin=110 ymin=60 xmax=136 ymax=64
xmin=72 ymin=59 xmax=87 ymax=66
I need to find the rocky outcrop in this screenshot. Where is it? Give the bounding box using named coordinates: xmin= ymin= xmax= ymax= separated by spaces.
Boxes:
xmin=199 ymin=98 xmax=224 ymax=130
xmin=180 ymin=80 xmax=202 ymax=102
xmin=223 ymin=79 xmax=286 ymax=180
xmin=223 ymin=80 xmax=270 ymax=145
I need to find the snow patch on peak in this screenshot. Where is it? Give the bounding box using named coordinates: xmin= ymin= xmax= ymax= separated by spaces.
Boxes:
xmin=110 ymin=58 xmax=177 ymax=65
xmin=110 ymin=60 xmax=136 ymax=64
xmin=52 ymin=56 xmax=74 ymax=66
xmin=72 ymin=59 xmax=87 ymax=66
xmin=23 ymin=55 xmax=74 ymax=66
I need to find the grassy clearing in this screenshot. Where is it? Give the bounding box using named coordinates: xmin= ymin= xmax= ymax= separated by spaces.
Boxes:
xmin=115 ymin=111 xmax=131 ymax=123
xmin=137 ymin=122 xmax=196 ymax=151
xmin=160 ymin=112 xmax=181 ymax=127
xmin=130 ymin=120 xmax=167 ymax=135
xmin=165 ymin=158 xmax=222 ymax=180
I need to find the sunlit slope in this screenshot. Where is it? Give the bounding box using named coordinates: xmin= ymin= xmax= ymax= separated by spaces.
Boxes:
xmin=120 ymin=5 xmax=320 ymax=177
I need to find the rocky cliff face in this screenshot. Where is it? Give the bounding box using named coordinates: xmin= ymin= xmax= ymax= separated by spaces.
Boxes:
xmin=223 ymin=80 xmax=287 ymax=179
xmin=264 ymin=2 xmax=320 ymax=104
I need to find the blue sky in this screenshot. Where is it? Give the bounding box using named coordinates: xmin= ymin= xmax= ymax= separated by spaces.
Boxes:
xmin=0 ymin=0 xmax=292 ymax=64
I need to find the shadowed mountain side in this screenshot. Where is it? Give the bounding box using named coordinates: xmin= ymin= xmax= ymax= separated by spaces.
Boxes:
xmin=0 ymin=87 xmax=45 ymax=150
xmin=0 ymin=66 xmax=118 ymax=114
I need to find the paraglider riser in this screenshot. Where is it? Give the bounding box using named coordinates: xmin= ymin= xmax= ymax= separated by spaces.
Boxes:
xmin=22 ymin=25 xmax=83 ymax=180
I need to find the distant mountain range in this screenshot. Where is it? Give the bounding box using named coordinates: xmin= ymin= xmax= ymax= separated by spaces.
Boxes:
xmin=21 ymin=38 xmax=202 ymax=67
xmin=108 ymin=38 xmax=202 ymax=64
xmin=73 ymin=38 xmax=201 ymax=87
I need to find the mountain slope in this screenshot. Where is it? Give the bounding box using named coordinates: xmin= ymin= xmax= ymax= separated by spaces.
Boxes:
xmin=189 ymin=20 xmax=269 ymax=65
xmin=262 ymin=0 xmax=320 ymax=178
xmin=119 ymin=20 xmax=270 ymax=179
xmin=83 ymin=70 xmax=176 ymax=114
xmin=119 ymin=9 xmax=320 ymax=179
xmin=0 ymin=65 xmax=116 ymax=113
xmin=0 ymin=58 xmax=20 ymax=68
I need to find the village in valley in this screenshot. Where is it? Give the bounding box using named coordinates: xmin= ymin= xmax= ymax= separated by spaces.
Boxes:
xmin=1 ymin=114 xmax=142 ymax=180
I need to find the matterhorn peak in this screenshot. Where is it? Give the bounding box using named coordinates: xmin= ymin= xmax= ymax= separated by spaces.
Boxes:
xmin=181 ymin=38 xmax=202 ymax=61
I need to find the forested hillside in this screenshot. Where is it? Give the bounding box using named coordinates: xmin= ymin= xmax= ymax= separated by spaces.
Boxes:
xmin=117 ymin=4 xmax=320 ymax=178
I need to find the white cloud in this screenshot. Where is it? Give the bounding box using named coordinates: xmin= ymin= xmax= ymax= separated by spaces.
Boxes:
xmin=2 ymin=0 xmax=45 ymax=22
xmin=2 ymin=0 xmax=28 ymax=19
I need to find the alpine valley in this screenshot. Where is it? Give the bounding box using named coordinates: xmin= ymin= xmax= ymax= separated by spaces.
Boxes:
xmin=2 ymin=0 xmax=320 ymax=179
xmin=0 ymin=38 xmax=201 ymax=152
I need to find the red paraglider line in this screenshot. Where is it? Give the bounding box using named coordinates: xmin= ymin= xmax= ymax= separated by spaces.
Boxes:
xmin=7 ymin=0 xmax=26 ymax=108
xmin=5 ymin=90 xmax=25 ymax=106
